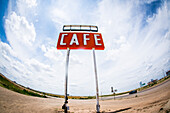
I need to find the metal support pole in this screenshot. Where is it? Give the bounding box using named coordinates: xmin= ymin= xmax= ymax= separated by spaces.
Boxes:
xmin=62 ymin=48 xmax=70 ymax=113
xmin=92 ymin=48 xmax=100 ymax=113
xmin=114 ymin=92 xmax=115 ymax=100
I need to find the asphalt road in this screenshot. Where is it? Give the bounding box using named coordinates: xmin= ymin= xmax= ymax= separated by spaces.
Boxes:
xmin=100 ymin=78 xmax=170 ymax=100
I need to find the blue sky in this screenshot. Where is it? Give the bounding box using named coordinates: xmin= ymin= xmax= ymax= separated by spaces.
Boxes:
xmin=0 ymin=0 xmax=170 ymax=96
xmin=0 ymin=0 xmax=8 ymax=43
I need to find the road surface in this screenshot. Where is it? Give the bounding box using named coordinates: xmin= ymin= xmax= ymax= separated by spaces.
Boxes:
xmin=101 ymin=78 xmax=170 ymax=100
xmin=0 ymin=79 xmax=170 ymax=113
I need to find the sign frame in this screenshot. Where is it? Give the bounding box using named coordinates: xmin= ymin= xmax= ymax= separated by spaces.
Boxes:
xmin=57 ymin=25 xmax=104 ymax=113
xmin=57 ymin=32 xmax=105 ymax=50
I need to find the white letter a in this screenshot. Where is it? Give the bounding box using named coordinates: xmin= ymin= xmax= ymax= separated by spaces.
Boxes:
xmin=70 ymin=34 xmax=79 ymax=45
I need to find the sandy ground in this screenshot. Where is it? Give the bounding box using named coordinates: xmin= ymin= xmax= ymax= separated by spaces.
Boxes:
xmin=0 ymin=79 xmax=170 ymax=113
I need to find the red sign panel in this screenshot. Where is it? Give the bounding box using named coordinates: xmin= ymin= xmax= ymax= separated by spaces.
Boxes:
xmin=57 ymin=32 xmax=105 ymax=50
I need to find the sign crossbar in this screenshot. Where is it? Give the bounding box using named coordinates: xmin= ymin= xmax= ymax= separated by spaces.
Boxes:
xmin=63 ymin=25 xmax=98 ymax=32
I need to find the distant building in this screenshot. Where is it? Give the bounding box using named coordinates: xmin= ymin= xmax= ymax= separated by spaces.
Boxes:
xmin=147 ymin=79 xmax=157 ymax=86
xmin=166 ymin=70 xmax=170 ymax=76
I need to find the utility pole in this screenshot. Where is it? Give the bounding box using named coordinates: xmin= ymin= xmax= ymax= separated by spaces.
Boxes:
xmin=162 ymin=69 xmax=166 ymax=78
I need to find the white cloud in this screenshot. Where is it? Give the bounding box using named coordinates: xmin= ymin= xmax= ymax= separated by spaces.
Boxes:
xmin=15 ymin=0 xmax=37 ymax=22
xmin=0 ymin=40 xmax=64 ymax=94
xmin=5 ymin=11 xmax=36 ymax=61
xmin=44 ymin=46 xmax=64 ymax=62
xmin=41 ymin=45 xmax=47 ymax=52
xmin=24 ymin=0 xmax=37 ymax=7
xmin=0 ymin=41 xmax=31 ymax=83
xmin=17 ymin=0 xmax=37 ymax=8
xmin=94 ymin=0 xmax=170 ymax=94
xmin=49 ymin=0 xmax=98 ymax=30
xmin=5 ymin=12 xmax=36 ymax=46
xmin=0 ymin=41 xmax=16 ymax=57
xmin=1 ymin=0 xmax=170 ymax=96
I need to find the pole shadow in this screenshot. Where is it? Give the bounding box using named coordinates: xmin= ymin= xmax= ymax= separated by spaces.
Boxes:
xmin=106 ymin=107 xmax=132 ymax=113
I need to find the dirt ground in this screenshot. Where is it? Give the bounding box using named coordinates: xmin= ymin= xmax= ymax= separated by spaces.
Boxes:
xmin=0 ymin=79 xmax=170 ymax=113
